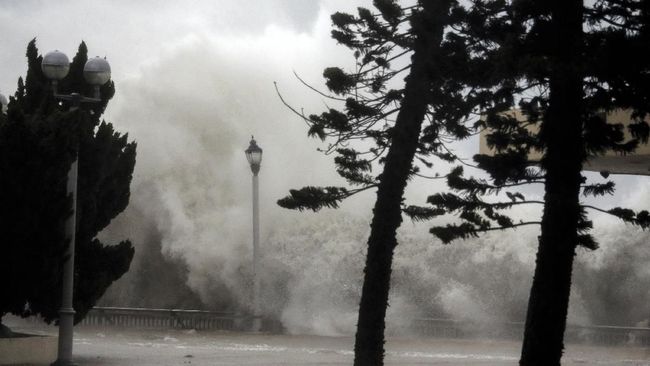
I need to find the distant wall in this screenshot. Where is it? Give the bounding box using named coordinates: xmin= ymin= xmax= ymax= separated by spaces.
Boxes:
xmin=479 ymin=109 xmax=650 ymax=175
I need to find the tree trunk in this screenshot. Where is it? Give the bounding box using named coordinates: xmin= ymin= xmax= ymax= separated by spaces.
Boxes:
xmin=353 ymin=2 xmax=449 ymax=365
xmin=520 ymin=1 xmax=584 ymax=365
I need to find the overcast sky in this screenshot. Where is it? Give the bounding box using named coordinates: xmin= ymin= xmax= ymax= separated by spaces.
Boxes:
xmin=2 ymin=0 xmax=647 ymax=234
xmin=0 ymin=0 xmax=453 ymax=213
xmin=2 ymin=0 xmax=648 ymax=228
xmin=0 ymin=0 xmax=348 ymax=94
xmin=0 ymin=0 xmax=372 ymax=199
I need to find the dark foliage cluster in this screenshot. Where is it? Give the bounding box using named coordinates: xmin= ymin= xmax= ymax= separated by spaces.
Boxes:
xmin=277 ymin=0 xmax=518 ymax=213
xmin=279 ymin=0 xmax=649 ymax=247
xmin=402 ymin=0 xmax=650 ymax=248
xmin=0 ymin=40 xmax=136 ymax=323
xmin=278 ymin=1 xmax=650 ymax=365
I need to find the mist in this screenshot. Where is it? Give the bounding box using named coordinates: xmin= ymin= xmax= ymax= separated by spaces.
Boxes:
xmin=95 ymin=28 xmax=650 ymax=332
xmin=2 ymin=0 xmax=648 ymax=337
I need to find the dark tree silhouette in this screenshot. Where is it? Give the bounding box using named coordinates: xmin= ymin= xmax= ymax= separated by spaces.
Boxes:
xmin=0 ymin=39 xmax=136 ymax=325
xmin=405 ymin=1 xmax=650 ymax=364
xmin=275 ymin=1 xmax=511 ymax=364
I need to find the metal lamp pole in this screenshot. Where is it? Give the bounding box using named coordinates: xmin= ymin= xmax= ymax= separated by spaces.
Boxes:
xmin=245 ymin=136 xmax=263 ymax=331
xmin=42 ymin=50 xmax=112 ymax=366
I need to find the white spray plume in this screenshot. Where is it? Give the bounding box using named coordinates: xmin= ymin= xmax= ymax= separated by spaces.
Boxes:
xmin=91 ymin=7 xmax=650 ymax=335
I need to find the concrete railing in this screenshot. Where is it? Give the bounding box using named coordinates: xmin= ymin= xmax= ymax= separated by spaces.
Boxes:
xmin=565 ymin=323 xmax=650 ymax=346
xmin=80 ymin=307 xmax=243 ymax=331
xmin=408 ymin=318 xmax=650 ymax=346
xmin=78 ymin=308 xmax=650 ymax=346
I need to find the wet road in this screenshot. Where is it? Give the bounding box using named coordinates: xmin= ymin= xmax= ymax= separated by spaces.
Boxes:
xmin=8 ymin=325 xmax=650 ymax=366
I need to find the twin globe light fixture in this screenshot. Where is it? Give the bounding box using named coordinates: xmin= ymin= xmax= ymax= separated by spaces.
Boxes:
xmin=41 ymin=50 xmax=111 ymax=101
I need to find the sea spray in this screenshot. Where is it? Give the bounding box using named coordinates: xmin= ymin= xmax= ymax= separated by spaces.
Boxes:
xmin=96 ymin=17 xmax=650 ymax=336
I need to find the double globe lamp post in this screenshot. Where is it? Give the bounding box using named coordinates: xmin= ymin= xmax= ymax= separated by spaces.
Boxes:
xmin=41 ymin=49 xmax=261 ymax=361
xmin=41 ymin=49 xmax=111 ymax=366
xmin=245 ymin=137 xmax=263 ymax=331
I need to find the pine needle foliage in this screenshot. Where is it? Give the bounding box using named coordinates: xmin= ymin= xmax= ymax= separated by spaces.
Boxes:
xmin=398 ymin=1 xmax=650 ymax=364
xmin=276 ymin=1 xmax=517 ymax=364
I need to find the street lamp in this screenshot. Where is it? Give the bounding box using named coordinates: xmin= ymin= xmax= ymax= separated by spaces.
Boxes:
xmin=42 ymin=50 xmax=111 ymax=105
xmin=245 ymin=136 xmax=262 ymax=331
xmin=42 ymin=49 xmax=111 ymax=366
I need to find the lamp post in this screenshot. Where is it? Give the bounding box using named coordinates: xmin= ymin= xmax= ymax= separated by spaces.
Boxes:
xmin=245 ymin=136 xmax=263 ymax=331
xmin=42 ymin=49 xmax=111 ymax=366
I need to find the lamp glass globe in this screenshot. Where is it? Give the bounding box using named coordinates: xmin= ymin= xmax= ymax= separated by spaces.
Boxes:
xmin=41 ymin=50 xmax=70 ymax=81
xmin=83 ymin=56 xmax=111 ymax=86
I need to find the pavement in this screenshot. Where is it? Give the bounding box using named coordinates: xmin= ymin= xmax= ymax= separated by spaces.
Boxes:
xmin=4 ymin=320 xmax=650 ymax=365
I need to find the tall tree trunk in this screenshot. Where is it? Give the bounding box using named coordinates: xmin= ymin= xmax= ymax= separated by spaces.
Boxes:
xmin=353 ymin=2 xmax=449 ymax=365
xmin=520 ymin=1 xmax=584 ymax=365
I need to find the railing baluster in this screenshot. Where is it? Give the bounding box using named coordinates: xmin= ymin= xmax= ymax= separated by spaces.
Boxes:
xmin=79 ymin=307 xmax=650 ymax=345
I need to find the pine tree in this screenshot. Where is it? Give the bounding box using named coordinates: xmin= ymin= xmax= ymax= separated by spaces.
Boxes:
xmin=405 ymin=1 xmax=650 ymax=364
xmin=0 ymin=39 xmax=135 ymax=324
xmin=276 ymin=1 xmax=507 ymax=364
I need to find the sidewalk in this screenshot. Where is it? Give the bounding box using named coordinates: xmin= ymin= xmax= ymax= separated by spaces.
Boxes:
xmin=4 ymin=321 xmax=650 ymax=366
